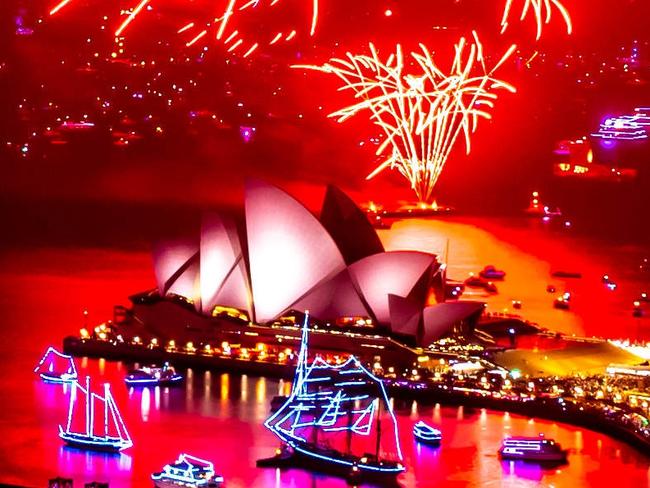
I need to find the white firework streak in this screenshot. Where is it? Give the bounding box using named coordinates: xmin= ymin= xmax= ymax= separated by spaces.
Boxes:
xmin=297 ymin=33 xmax=517 ymax=203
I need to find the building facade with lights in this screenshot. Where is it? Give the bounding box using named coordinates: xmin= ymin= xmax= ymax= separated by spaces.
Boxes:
xmin=112 ymin=180 xmax=484 ymax=367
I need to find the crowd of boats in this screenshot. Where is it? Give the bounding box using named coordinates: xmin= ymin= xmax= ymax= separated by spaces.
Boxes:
xmin=34 ymin=319 xmax=571 ymax=487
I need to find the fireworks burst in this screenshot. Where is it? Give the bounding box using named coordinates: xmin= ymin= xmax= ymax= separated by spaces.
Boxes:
xmin=501 ymin=0 xmax=572 ymax=40
xmin=297 ymin=34 xmax=517 ymax=203
xmin=49 ymin=0 xmax=319 ymax=57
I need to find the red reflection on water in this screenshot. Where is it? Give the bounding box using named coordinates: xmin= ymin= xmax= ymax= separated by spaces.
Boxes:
xmin=0 ymin=219 xmax=649 ymax=486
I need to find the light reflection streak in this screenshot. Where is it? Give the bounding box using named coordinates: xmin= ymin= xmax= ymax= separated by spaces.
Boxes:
xmin=140 ymin=387 xmax=150 ymax=421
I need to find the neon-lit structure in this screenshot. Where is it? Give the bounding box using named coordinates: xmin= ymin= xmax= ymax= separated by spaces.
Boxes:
xmin=34 ymin=346 xmax=78 ymax=383
xmin=298 ymin=34 xmax=516 ymax=204
xmin=151 ymin=453 xmax=224 ymax=487
xmin=413 ymin=421 xmax=442 ymax=445
xmin=591 ymin=108 xmax=650 ymax=141
xmin=124 ymin=363 xmax=184 ymax=387
xmin=500 ymin=0 xmax=572 ymax=40
xmin=258 ymin=314 xmax=405 ymax=482
xmin=499 ymin=436 xmax=567 ymax=462
xmin=59 ymin=376 xmax=133 ymax=452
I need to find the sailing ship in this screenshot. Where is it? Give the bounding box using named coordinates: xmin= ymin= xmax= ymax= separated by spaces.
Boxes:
xmin=59 ymin=376 xmax=133 ymax=452
xmin=151 ymin=453 xmax=224 ymax=487
xmin=257 ymin=314 xmax=405 ymax=484
xmin=34 ymin=346 xmax=78 ymax=383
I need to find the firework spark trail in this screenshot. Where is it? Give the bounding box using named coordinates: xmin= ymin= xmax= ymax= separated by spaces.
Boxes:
xmin=49 ymin=0 xmax=74 ymax=16
xmin=48 ymin=0 xmax=319 ymax=57
xmin=501 ymin=0 xmax=572 ymax=40
xmin=297 ymin=34 xmax=516 ymax=203
xmin=178 ymin=0 xmax=319 ymax=54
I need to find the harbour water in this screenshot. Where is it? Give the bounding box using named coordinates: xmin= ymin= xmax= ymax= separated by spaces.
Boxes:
xmin=1 ymin=217 xmax=649 ymax=487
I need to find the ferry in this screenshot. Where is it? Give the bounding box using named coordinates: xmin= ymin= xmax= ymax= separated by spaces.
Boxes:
xmin=125 ymin=363 xmax=184 ymax=387
xmin=151 ymin=453 xmax=224 ymax=487
xmin=413 ymin=421 xmax=442 ymax=446
xmin=499 ymin=436 xmax=568 ymax=462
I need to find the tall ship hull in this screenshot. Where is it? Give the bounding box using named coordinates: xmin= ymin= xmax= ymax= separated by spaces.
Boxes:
xmin=257 ymin=445 xmax=403 ymax=485
xmin=258 ymin=315 xmax=406 ymax=485
xmin=59 ymin=431 xmax=130 ymax=453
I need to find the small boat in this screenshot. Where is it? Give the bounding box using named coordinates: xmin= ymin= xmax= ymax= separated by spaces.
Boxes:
xmin=34 ymin=346 xmax=78 ymax=383
xmin=59 ymin=376 xmax=133 ymax=452
xmin=464 ymin=276 xmax=498 ymax=294
xmin=151 ymin=453 xmax=224 ymax=487
xmin=479 ymin=265 xmax=506 ymax=280
xmin=499 ymin=436 xmax=568 ymax=463
xmin=551 ymin=271 xmax=582 ymax=279
xmin=258 ymin=314 xmax=405 ymax=485
xmin=553 ymin=292 xmax=571 ymax=310
xmin=125 ymin=363 xmax=183 ymax=387
xmin=413 ymin=421 xmax=442 ymax=446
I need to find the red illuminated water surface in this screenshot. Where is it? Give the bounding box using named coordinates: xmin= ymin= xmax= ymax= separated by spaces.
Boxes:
xmin=0 ymin=217 xmax=648 ymax=487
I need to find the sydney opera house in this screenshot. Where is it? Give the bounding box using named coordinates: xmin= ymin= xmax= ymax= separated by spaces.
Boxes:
xmin=112 ymin=180 xmax=485 ymax=367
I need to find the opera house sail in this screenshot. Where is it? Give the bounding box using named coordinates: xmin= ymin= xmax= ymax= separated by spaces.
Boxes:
xmin=110 ymin=180 xmax=485 ymax=369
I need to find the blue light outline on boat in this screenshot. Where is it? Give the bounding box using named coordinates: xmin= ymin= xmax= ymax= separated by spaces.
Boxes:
xmin=34 ymin=346 xmax=78 ymax=383
xmin=59 ymin=376 xmax=133 ymax=451
xmin=413 ymin=421 xmax=442 ymax=442
xmin=151 ymin=453 xmax=224 ymax=485
xmin=263 ymin=313 xmax=404 ymax=472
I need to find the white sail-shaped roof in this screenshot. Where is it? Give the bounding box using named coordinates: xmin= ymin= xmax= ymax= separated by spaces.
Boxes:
xmin=388 ymin=294 xmax=422 ymax=338
xmin=348 ymin=251 xmax=435 ymax=326
xmin=152 ymin=239 xmax=198 ymax=295
xmin=199 ymin=213 xmax=249 ymax=314
xmin=166 ymin=259 xmax=200 ymax=304
xmin=421 ymin=301 xmax=485 ymax=345
xmin=212 ymin=259 xmax=252 ymax=316
xmin=289 ymin=269 xmax=371 ymax=320
xmin=245 ymin=180 xmax=347 ymax=323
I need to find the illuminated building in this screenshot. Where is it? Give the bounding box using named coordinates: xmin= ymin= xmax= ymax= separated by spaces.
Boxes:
xmin=111 ymin=180 xmax=485 ymax=367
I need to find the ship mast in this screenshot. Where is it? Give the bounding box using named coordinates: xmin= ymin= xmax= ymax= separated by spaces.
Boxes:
xmin=375 ymin=397 xmax=381 ymax=462
xmin=86 ymin=376 xmax=93 ymax=437
xmin=104 ymin=384 xmax=110 ymax=437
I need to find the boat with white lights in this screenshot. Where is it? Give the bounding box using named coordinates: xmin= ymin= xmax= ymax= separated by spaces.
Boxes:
xmin=499 ymin=435 xmax=568 ymax=462
xmin=413 ymin=421 xmax=442 ymax=446
xmin=59 ymin=376 xmax=133 ymax=452
xmin=125 ymin=362 xmax=183 ymax=387
xmin=34 ymin=346 xmax=78 ymax=383
xmin=151 ymin=453 xmax=224 ymax=487
xmin=257 ymin=314 xmax=405 ymax=484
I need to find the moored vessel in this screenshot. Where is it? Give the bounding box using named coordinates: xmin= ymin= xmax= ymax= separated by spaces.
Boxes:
xmin=499 ymin=436 xmax=568 ymax=462
xmin=125 ymin=362 xmax=184 ymax=387
xmin=59 ymin=376 xmax=133 ymax=452
xmin=413 ymin=421 xmax=442 ymax=446
xmin=257 ymin=314 xmax=405 ymax=485
xmin=34 ymin=346 xmax=78 ymax=383
xmin=151 ymin=453 xmax=224 ymax=487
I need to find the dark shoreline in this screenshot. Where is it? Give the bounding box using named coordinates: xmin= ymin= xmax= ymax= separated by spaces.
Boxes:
xmin=64 ymin=336 xmax=650 ymax=458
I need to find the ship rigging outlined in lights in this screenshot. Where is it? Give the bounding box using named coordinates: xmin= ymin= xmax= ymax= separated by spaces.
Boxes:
xmin=34 ymin=346 xmax=78 ymax=383
xmin=59 ymin=376 xmax=133 ymax=452
xmin=258 ymin=313 xmax=405 ymax=484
